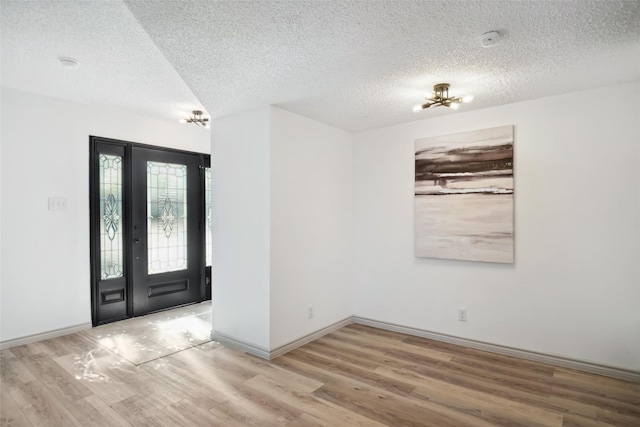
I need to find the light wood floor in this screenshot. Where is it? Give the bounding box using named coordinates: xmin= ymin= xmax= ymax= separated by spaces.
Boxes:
xmin=1 ymin=321 xmax=639 ymax=426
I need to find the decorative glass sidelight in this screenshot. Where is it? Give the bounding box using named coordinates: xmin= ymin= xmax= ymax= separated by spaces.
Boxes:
xmin=147 ymin=161 xmax=188 ymax=274
xmin=205 ymin=167 xmax=212 ymax=267
xmin=99 ymin=154 xmax=123 ymax=279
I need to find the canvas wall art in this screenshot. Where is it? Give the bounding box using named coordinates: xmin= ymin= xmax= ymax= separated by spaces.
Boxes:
xmin=414 ymin=125 xmax=514 ymax=263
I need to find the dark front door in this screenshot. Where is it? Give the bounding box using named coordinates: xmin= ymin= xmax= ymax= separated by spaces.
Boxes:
xmin=130 ymin=147 xmax=204 ymax=316
xmin=90 ymin=137 xmax=210 ymax=326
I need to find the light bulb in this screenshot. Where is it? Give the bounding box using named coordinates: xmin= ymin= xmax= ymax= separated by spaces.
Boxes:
xmin=462 ymin=95 xmax=474 ymax=103
xmin=449 ymin=103 xmax=460 ymax=110
xmin=412 ymin=104 xmax=423 ymax=113
xmin=179 ymin=118 xmax=187 ymax=124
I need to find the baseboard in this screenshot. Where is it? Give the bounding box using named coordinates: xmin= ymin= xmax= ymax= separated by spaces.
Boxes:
xmin=0 ymin=323 xmax=92 ymax=351
xmin=211 ymin=331 xmax=271 ymax=359
xmin=6 ymin=316 xmax=636 ymax=382
xmin=212 ymin=316 xmax=354 ymax=361
xmin=269 ymin=316 xmax=353 ymax=359
xmin=214 ymin=316 xmax=639 ymax=382
xmin=353 ymin=316 xmax=640 ymax=383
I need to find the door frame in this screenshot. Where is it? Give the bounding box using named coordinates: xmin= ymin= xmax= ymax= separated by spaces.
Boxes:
xmin=89 ymin=136 xmax=211 ymax=326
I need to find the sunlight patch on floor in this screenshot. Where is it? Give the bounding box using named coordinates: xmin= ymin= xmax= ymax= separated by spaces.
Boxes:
xmin=81 ymin=301 xmax=212 ymax=365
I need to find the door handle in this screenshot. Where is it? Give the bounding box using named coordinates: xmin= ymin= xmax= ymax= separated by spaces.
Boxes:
xmin=134 ymin=238 xmax=141 ymax=244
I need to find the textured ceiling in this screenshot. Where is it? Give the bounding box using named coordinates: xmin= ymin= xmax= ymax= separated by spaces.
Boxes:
xmin=2 ymin=1 xmax=639 ymax=132
xmin=0 ymin=0 xmax=205 ymax=122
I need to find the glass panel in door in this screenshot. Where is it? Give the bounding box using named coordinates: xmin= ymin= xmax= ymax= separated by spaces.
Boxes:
xmin=147 ymin=161 xmax=188 ymax=274
xmin=99 ymin=154 xmax=124 ymax=279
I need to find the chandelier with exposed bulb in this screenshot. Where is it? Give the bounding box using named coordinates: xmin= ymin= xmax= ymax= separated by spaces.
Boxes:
xmin=180 ymin=110 xmax=210 ymax=127
xmin=412 ymin=83 xmax=473 ymax=112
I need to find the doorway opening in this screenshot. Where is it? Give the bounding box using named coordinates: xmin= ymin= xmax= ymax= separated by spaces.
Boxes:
xmin=89 ymin=136 xmax=211 ymax=326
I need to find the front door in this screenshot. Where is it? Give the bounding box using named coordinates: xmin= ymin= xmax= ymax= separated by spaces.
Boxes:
xmin=90 ymin=137 xmax=210 ymax=326
xmin=130 ymin=147 xmax=204 ymax=316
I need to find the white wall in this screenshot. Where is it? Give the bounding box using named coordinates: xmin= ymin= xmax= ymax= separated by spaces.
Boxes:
xmin=0 ymin=87 xmax=210 ymax=342
xmin=210 ymin=107 xmax=271 ymax=349
xmin=269 ymin=107 xmax=352 ymax=349
xmin=352 ymin=82 xmax=640 ymax=371
xmin=211 ymin=106 xmax=353 ymax=351
xmin=0 ymin=86 xmax=3 ymax=338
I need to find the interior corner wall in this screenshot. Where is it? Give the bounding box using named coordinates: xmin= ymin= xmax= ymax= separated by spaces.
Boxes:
xmin=269 ymin=107 xmax=353 ymax=349
xmin=0 ymin=87 xmax=210 ymax=342
xmin=210 ymin=107 xmax=271 ymax=350
xmin=352 ymin=82 xmax=640 ymax=371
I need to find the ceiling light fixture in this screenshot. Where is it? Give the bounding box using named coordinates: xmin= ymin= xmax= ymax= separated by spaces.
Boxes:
xmin=180 ymin=110 xmax=209 ymax=127
xmin=412 ymin=83 xmax=473 ymax=113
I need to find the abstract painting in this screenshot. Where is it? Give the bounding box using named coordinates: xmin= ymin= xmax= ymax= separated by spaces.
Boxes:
xmin=414 ymin=125 xmax=514 ymax=263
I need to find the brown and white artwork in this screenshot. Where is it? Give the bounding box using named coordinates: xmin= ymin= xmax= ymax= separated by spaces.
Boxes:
xmin=414 ymin=125 xmax=514 ymax=263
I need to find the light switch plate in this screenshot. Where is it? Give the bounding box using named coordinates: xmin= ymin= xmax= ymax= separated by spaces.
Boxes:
xmin=48 ymin=197 xmax=68 ymax=211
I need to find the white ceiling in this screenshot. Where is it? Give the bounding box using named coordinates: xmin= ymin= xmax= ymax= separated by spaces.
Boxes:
xmin=0 ymin=0 xmax=204 ymax=123
xmin=2 ymin=0 xmax=639 ymax=132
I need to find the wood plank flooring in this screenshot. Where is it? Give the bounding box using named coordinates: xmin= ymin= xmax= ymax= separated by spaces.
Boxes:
xmin=2 ymin=322 xmax=639 ymax=426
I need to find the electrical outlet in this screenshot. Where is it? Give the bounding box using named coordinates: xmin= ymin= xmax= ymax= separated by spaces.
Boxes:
xmin=307 ymin=306 xmax=314 ymax=319
xmin=458 ymin=308 xmax=467 ymax=322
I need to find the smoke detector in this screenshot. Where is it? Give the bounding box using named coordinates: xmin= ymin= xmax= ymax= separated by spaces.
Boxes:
xmin=481 ymin=31 xmax=501 ymax=48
